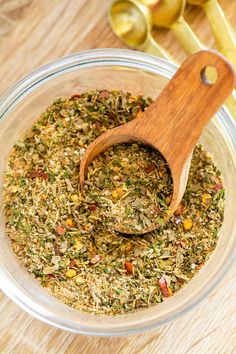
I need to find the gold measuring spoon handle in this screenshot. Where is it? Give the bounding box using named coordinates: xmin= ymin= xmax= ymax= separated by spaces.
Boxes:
xmin=142 ymin=34 xmax=177 ymax=62
xmin=201 ymin=0 xmax=236 ymax=121
xmin=171 ymin=16 xmax=205 ymax=54
xmin=170 ymin=12 xmax=236 ymax=121
xmin=202 ymin=0 xmax=236 ymax=72
xmin=225 ymin=91 xmax=236 ymax=119
xmin=144 ymin=33 xmax=236 ymax=120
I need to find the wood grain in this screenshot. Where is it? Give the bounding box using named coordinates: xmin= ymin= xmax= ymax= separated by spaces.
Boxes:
xmin=0 ymin=0 xmax=32 ymax=38
xmin=0 ymin=1 xmax=236 ymax=353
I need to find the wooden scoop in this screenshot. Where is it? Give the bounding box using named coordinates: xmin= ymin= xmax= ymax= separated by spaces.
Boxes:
xmin=80 ymin=50 xmax=235 ymax=234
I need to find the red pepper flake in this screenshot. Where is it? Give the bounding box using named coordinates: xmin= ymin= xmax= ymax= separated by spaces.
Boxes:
xmin=125 ymin=261 xmax=134 ymax=275
xmin=158 ymin=276 xmax=172 ymax=297
xmin=213 ymin=183 xmax=223 ymax=192
xmin=69 ymin=259 xmax=77 ymax=268
xmin=89 ymin=203 xmax=97 ymax=212
xmin=99 ymin=90 xmax=110 ymax=99
xmin=28 ymin=170 xmax=48 ymax=180
xmin=176 ymin=276 xmax=186 ymax=284
xmin=71 ymin=94 xmax=81 ymax=99
xmin=145 ymin=163 xmax=157 ymax=174
xmin=55 ymin=226 xmax=65 ymax=235
xmin=48 ymin=274 xmax=55 ymax=279
xmin=175 ymin=201 xmax=185 ymax=216
xmin=196 ymin=262 xmax=205 ymax=270
xmin=91 ymin=254 xmax=100 ymax=264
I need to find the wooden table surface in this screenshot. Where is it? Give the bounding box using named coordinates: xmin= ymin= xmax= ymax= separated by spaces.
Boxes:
xmin=0 ymin=1 xmax=236 ymax=353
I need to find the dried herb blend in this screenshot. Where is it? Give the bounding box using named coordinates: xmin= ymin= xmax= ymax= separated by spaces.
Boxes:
xmin=4 ymin=90 xmax=224 ymax=315
xmin=84 ymin=142 xmax=173 ymax=232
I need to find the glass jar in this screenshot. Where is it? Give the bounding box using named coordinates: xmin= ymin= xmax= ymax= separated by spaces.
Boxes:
xmin=0 ymin=49 xmax=236 ymax=335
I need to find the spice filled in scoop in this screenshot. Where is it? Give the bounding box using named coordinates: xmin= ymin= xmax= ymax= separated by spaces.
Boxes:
xmin=80 ymin=50 xmax=235 ymax=234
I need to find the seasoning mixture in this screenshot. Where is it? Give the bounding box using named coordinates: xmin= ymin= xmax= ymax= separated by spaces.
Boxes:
xmin=84 ymin=143 xmax=173 ymax=232
xmin=4 ymin=90 xmax=224 ymax=315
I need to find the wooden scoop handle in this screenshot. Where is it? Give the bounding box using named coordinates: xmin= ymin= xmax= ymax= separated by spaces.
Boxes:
xmin=131 ymin=50 xmax=235 ymax=172
xmin=80 ymin=51 xmax=235 ymax=192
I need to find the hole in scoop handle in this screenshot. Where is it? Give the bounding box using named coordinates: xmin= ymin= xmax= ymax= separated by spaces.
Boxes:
xmin=136 ymin=50 xmax=235 ymax=172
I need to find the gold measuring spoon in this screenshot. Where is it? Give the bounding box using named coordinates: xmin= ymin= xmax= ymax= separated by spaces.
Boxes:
xmin=80 ymin=51 xmax=235 ymax=234
xmin=141 ymin=0 xmax=204 ymax=54
xmin=109 ymin=0 xmax=236 ymax=120
xmin=109 ymin=0 xmax=176 ymax=62
xmin=142 ymin=0 xmax=236 ymax=120
xmin=188 ymin=0 xmax=236 ymax=71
